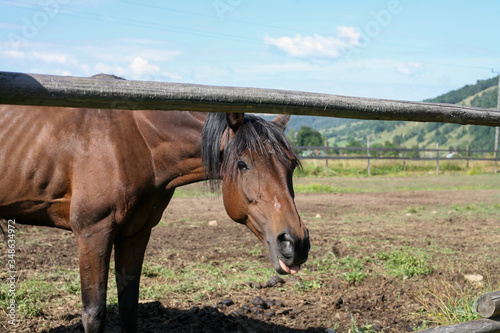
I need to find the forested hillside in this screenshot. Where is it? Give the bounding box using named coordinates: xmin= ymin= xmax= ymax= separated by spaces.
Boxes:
xmin=287 ymin=76 xmax=499 ymax=151
xmin=424 ymin=75 xmax=498 ymax=107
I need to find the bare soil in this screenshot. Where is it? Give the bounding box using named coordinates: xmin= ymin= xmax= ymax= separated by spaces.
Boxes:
xmin=1 ymin=182 xmax=499 ymax=333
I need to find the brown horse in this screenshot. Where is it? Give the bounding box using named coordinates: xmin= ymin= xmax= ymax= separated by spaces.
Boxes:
xmin=0 ymin=105 xmax=310 ymax=332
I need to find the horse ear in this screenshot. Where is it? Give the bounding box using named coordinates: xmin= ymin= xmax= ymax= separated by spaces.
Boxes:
xmin=226 ymin=113 xmax=245 ymax=132
xmin=272 ymin=114 xmax=291 ymax=131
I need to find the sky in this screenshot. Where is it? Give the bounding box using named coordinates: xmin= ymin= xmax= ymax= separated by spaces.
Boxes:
xmin=0 ymin=0 xmax=499 ymax=102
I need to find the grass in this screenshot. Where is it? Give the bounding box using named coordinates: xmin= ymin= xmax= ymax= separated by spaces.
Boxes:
xmin=0 ymin=253 xmax=278 ymax=320
xmin=306 ymin=245 xmax=433 ymax=288
xmin=0 ymin=278 xmax=49 ymax=317
xmin=108 ymin=257 xmax=277 ymax=305
xmin=308 ymin=251 xmax=369 ymax=284
xmin=293 ymin=183 xmax=358 ymax=194
xmin=293 ymin=173 xmax=500 ymax=194
xmin=348 ymin=314 xmax=380 ymax=333
xmin=376 ymin=247 xmax=433 ymax=279
xmin=173 ymin=185 xmax=214 ymax=198
xmin=0 ymin=267 xmax=81 ymax=319
xmin=296 ymin=158 xmax=499 ymax=177
xmin=417 ymin=277 xmax=500 ymax=327
xmin=249 ymin=245 xmax=264 ymax=257
xmin=399 ymin=203 xmax=500 ymax=226
xmin=451 ymin=202 xmax=500 ymax=215
xmin=166 ymin=163 xmax=500 ymax=198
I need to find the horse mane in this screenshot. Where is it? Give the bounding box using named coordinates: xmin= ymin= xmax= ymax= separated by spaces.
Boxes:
xmin=201 ymin=113 xmax=300 ymax=187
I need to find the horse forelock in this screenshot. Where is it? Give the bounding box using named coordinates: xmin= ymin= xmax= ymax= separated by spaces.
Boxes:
xmin=201 ymin=113 xmax=300 ymax=189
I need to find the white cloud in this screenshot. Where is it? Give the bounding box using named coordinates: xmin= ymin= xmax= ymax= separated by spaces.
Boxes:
xmin=129 ymin=56 xmax=160 ymax=76
xmin=0 ymin=39 xmax=183 ymax=81
xmin=264 ymin=26 xmax=361 ymax=60
xmin=2 ymin=48 xmax=70 ymax=64
xmin=3 ymin=50 xmax=25 ymax=59
xmin=32 ymin=51 xmax=68 ymax=64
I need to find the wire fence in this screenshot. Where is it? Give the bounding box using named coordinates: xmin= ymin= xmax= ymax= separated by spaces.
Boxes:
xmin=294 ymin=143 xmax=499 ymax=176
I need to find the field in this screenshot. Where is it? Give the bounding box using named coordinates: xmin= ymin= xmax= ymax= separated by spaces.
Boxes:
xmin=1 ymin=174 xmax=500 ymax=332
xmin=295 ymin=158 xmax=499 ymax=178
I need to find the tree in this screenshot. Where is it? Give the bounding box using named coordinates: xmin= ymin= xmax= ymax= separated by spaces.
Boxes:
xmin=417 ymin=133 xmax=425 ymax=143
xmin=296 ymin=126 xmax=323 ymax=147
xmin=374 ymin=123 xmax=385 ymax=134
xmin=287 ymin=129 xmax=298 ymax=145
xmin=392 ymin=134 xmax=403 ymax=145
xmin=347 ymin=139 xmax=363 ymax=155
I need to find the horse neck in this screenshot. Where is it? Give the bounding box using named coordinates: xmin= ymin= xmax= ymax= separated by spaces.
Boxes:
xmin=134 ymin=111 xmax=208 ymax=190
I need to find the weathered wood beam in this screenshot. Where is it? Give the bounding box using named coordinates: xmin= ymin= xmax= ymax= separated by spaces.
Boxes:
xmin=417 ymin=317 xmax=500 ymax=333
xmin=476 ymin=292 xmax=500 ymax=319
xmin=1 ymin=71 xmax=500 ymax=126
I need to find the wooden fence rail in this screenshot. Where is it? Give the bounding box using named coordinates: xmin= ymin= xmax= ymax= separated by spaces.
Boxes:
xmin=295 ymin=146 xmax=497 ymax=154
xmin=476 ymin=292 xmax=500 ymax=319
xmin=418 ymin=317 xmax=500 ymax=333
xmin=1 ymin=71 xmax=500 ymax=126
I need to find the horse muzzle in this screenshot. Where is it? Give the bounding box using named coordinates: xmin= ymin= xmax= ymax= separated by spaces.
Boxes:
xmin=269 ymin=228 xmax=310 ymax=275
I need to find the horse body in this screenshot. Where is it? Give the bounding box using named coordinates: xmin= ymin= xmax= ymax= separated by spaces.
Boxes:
xmin=0 ymin=107 xmax=203 ymax=231
xmin=0 ymin=105 xmax=309 ymax=333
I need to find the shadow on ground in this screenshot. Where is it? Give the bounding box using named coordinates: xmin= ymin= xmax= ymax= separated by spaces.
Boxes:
xmin=43 ymin=301 xmax=326 ymax=333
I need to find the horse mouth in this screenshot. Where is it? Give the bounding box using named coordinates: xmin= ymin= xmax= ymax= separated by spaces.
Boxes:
xmin=278 ymin=258 xmax=300 ymax=275
xmin=268 ymin=241 xmax=302 ymax=275
xmin=261 ymin=229 xmax=310 ymax=275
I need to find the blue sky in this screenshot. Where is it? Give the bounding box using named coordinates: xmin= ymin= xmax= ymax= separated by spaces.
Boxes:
xmin=1 ymin=0 xmax=499 ymax=101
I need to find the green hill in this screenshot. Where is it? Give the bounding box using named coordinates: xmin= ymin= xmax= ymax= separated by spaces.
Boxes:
xmin=262 ymin=114 xmax=353 ymax=132
xmin=424 ymin=76 xmax=498 ymax=106
xmin=288 ymin=75 xmax=499 ymax=151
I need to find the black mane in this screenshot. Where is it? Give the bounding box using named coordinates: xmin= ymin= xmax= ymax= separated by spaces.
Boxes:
xmin=201 ymin=113 xmax=300 ymax=186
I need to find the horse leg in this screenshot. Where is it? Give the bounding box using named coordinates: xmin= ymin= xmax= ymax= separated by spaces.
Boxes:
xmin=114 ymin=228 xmax=152 ymax=333
xmin=74 ymin=222 xmax=115 ymax=333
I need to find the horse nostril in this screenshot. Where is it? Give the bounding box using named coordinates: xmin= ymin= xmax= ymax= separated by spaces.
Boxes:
xmin=282 ymin=240 xmax=292 ymax=253
xmin=277 ymin=233 xmax=295 ymax=257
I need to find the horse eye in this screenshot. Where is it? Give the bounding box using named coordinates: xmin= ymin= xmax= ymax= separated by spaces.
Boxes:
xmin=237 ymin=161 xmax=249 ymax=170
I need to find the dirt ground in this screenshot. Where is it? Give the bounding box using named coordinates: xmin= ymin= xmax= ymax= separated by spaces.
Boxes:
xmin=1 ymin=180 xmax=500 ymax=332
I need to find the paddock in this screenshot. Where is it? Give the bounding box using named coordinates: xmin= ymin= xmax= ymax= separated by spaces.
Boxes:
xmin=0 ymin=72 xmax=499 ymax=332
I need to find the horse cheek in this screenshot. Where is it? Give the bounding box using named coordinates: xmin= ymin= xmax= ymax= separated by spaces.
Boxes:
xmin=222 ymin=179 xmax=247 ymax=224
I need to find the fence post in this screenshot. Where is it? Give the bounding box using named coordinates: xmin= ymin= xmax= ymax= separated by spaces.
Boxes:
xmin=466 ymin=144 xmax=469 ymax=173
xmin=324 ymin=139 xmax=329 ymax=177
xmin=436 ymin=143 xmax=439 ymax=175
xmin=367 ymin=138 xmax=371 ymax=176
xmin=402 ymin=143 xmax=406 ymax=172
xmin=495 ymin=127 xmax=498 ymax=174
xmin=495 ymin=73 xmax=500 ymax=173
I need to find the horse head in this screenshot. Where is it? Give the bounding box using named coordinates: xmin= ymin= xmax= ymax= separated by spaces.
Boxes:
xmin=202 ymin=112 xmax=310 ymax=275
